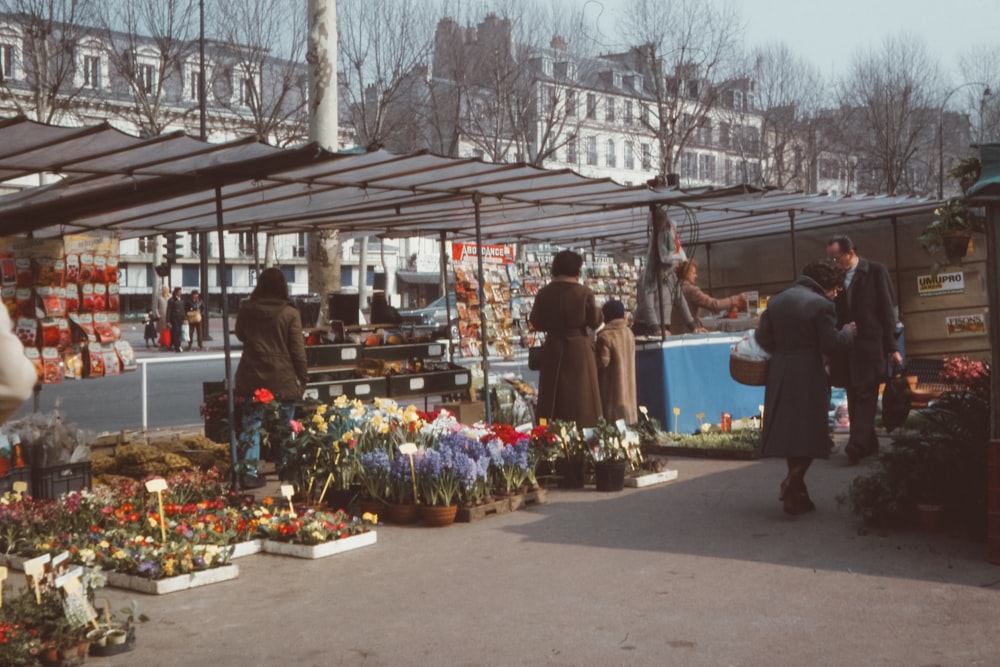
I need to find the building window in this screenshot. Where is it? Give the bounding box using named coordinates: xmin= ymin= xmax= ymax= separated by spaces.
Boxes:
xmin=190 ymin=233 xmax=200 ymax=256
xmin=138 ymin=236 xmax=156 ymax=254
xmin=0 ymin=43 xmax=13 ymax=81
xmin=605 ymin=97 xmax=615 ymax=122
xmin=682 ymin=152 xmax=697 ymax=180
xmin=240 ymin=75 xmax=256 ymax=107
xmin=182 ymin=264 xmax=199 ymax=287
xmin=83 ymin=55 xmax=100 ymax=89
xmin=238 ymin=232 xmax=257 ymax=257
xmin=586 ymin=93 xmax=596 ymax=119
xmin=699 ymin=154 xmax=716 ymax=181
xmin=565 ymin=89 xmax=576 ymax=117
xmin=566 ymin=136 xmax=577 ymax=163
xmin=639 ymin=103 xmax=649 ymax=125
xmin=293 ymin=232 xmax=307 ymax=258
xmin=605 ymin=139 xmax=616 ymax=167
xmin=624 ymin=142 xmax=634 ymax=170
xmin=547 ymin=86 xmax=557 ymax=111
xmin=641 ymin=143 xmax=651 ymax=170
xmin=139 ymin=63 xmax=156 ymax=95
xmin=719 ymin=122 xmax=730 ymax=149
xmin=471 ymin=148 xmax=484 ymax=160
xmin=586 ymin=136 xmax=597 ymax=166
xmin=624 ymin=100 xmax=633 ymax=125
xmin=698 ymin=119 xmax=712 ymax=145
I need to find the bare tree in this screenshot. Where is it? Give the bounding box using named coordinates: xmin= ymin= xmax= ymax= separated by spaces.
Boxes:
xmin=212 ymin=0 xmax=308 ymax=146
xmin=735 ymin=43 xmax=826 ymax=190
xmin=615 ymin=0 xmax=743 ymax=179
xmin=957 ymin=45 xmax=1000 ymax=145
xmin=0 ymin=0 xmax=98 ymax=123
xmin=96 ymin=0 xmax=197 ymax=137
xmin=837 ymin=34 xmax=942 ymax=195
xmin=336 ymin=0 xmax=435 ymax=151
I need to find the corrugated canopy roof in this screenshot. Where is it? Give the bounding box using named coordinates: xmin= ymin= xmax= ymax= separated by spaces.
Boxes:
xmin=0 ymin=116 xmax=940 ymax=252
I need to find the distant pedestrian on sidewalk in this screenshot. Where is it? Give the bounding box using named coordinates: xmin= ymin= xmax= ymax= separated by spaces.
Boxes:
xmin=185 ymin=290 xmax=205 ymax=350
xmin=143 ymin=310 xmax=159 ymax=348
xmin=165 ymin=287 xmax=185 ymax=353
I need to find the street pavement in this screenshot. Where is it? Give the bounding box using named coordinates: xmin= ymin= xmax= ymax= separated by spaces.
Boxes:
xmin=88 ymin=440 xmax=1000 ymax=667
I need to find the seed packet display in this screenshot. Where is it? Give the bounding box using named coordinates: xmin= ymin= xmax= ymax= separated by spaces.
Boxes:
xmin=80 ymin=283 xmax=95 ymax=312
xmin=78 ymin=253 xmax=95 ymax=284
xmin=93 ymin=312 xmax=116 ymax=343
xmin=2 ymin=286 xmax=14 ymax=318
xmin=35 ymin=258 xmax=65 ymax=287
xmin=57 ymin=318 xmax=71 ymax=348
xmin=15 ymin=258 xmax=33 ymax=288
xmin=40 ymin=317 xmax=61 ymax=348
xmin=92 ymin=255 xmax=107 ymax=283
xmin=65 ymin=254 xmax=80 ymax=284
xmin=107 ymin=283 xmax=119 ymax=312
xmin=16 ymin=287 xmax=36 ymax=318
xmin=106 ymin=256 xmax=118 ymax=283
xmin=37 ymin=286 xmax=66 ymax=317
xmin=108 ymin=311 xmax=121 ymax=340
xmin=63 ymin=346 xmax=84 ymax=380
xmin=100 ymin=343 xmax=120 ymax=376
xmin=0 ymin=255 xmax=15 ymax=285
xmin=92 ymin=283 xmax=107 ymax=312
xmin=24 ymin=347 xmax=43 ymax=384
xmin=15 ymin=317 xmax=37 ymax=348
xmin=86 ymin=341 xmax=104 ymax=377
xmin=41 ymin=347 xmax=63 ymax=384
xmin=74 ymin=312 xmax=96 ymax=339
xmin=65 ymin=283 xmax=79 ymax=312
xmin=114 ymin=340 xmax=137 ymax=371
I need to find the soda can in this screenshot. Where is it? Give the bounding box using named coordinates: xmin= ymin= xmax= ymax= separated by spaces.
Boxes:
xmin=721 ymin=412 xmax=732 ymax=432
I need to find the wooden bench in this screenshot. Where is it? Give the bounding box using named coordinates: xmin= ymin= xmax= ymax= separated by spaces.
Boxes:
xmin=903 ymin=357 xmax=961 ymax=408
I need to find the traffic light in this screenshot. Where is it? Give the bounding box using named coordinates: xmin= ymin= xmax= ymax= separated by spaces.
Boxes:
xmin=163 ymin=232 xmax=183 ymax=264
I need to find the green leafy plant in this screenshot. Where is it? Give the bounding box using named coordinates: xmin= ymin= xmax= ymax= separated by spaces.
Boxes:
xmin=917 ymin=198 xmax=986 ymax=261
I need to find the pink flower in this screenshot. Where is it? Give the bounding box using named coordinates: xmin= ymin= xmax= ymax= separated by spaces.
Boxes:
xmin=289 ymin=419 xmax=303 ymax=434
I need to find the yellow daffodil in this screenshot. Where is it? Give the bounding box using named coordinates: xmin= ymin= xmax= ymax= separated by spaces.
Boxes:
xmin=361 ymin=512 xmax=378 ymax=525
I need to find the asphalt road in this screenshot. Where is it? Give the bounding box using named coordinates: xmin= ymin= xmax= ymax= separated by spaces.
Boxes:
xmin=8 ymin=317 xmax=539 ymax=435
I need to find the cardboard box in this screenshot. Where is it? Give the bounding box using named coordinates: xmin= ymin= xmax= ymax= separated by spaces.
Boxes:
xmin=436 ymin=400 xmax=485 ymax=424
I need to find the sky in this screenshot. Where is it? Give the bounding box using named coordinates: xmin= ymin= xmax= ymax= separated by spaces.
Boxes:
xmin=571 ymin=0 xmax=1000 ymax=81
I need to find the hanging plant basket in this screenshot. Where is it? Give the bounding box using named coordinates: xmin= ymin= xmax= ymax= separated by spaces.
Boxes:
xmin=941 ymin=230 xmax=972 ymax=260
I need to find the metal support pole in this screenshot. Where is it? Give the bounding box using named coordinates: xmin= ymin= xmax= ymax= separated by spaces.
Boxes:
xmin=141 ymin=361 xmax=148 ymax=431
xmin=214 ymin=184 xmax=239 ymax=490
xmin=473 ymin=193 xmax=492 ymax=423
xmin=439 ymin=230 xmax=453 ymax=362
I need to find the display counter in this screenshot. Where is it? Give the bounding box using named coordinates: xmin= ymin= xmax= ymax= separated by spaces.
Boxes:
xmin=635 ymin=332 xmax=765 ymax=434
xmin=700 ymin=313 xmax=759 ymax=333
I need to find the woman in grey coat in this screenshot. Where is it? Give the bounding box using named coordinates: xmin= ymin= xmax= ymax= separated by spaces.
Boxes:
xmin=755 ymin=259 xmax=855 ymax=515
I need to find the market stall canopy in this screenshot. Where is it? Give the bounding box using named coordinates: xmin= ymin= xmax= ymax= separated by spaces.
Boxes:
xmin=967 ymin=143 xmax=1000 ymax=200
xmin=0 ymin=116 xmax=941 ymax=252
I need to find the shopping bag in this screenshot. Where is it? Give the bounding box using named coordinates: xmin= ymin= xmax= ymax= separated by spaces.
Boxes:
xmin=527 ymin=346 xmax=543 ymax=371
xmin=881 ymin=367 xmax=913 ymax=432
xmin=159 ymin=328 xmax=171 ymax=348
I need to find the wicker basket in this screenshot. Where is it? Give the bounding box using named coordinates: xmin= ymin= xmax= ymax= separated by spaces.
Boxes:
xmin=729 ymin=355 xmax=769 ymax=386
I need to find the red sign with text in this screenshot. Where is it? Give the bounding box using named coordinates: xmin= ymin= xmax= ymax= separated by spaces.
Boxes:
xmin=451 ymin=242 xmax=515 ymax=264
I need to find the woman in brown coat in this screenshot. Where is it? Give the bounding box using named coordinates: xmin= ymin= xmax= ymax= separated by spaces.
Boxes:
xmin=671 ymin=259 xmax=746 ymax=334
xmin=234 ymin=267 xmax=308 ymax=488
xmin=594 ymin=299 xmax=637 ymax=424
xmin=529 ymin=250 xmax=603 ymax=428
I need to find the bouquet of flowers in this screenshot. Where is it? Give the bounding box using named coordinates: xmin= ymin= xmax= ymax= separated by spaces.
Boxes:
xmin=279 ymin=396 xmax=361 ymax=504
xmin=585 ymin=418 xmax=642 ymax=468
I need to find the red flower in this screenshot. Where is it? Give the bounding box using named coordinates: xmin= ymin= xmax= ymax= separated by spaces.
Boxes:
xmin=254 ymin=388 xmax=275 ymax=404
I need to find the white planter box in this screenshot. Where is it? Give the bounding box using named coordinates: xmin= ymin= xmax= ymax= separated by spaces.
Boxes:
xmin=226 ymin=539 xmax=263 ymax=559
xmin=625 ymin=469 xmax=679 ymax=488
xmin=262 ymin=530 xmax=377 ymax=560
xmin=105 ymin=564 xmax=240 ymax=595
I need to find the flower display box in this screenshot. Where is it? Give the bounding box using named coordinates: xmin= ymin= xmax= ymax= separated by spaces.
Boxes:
xmin=303 ymin=374 xmax=388 ymax=402
xmin=0 ymin=466 xmax=31 ymax=495
xmin=105 ymin=564 xmax=240 ymax=595
xmin=226 ymin=539 xmax=264 ymax=559
xmin=31 ymin=461 xmax=93 ymax=499
xmin=385 ymin=364 xmax=471 ymax=399
xmin=625 ymin=469 xmax=679 ymax=488
xmin=262 ymin=530 xmax=377 ymax=559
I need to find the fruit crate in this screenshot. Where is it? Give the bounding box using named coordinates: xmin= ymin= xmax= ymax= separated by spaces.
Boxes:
xmin=305 ymin=343 xmax=364 ymax=369
xmin=304 ymin=372 xmax=388 ymax=401
xmin=361 ymin=342 xmax=446 ymax=362
xmin=31 ymin=461 xmax=92 ymax=499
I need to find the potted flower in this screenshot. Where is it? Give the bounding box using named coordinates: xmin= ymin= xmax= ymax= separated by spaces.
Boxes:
xmin=918 ymin=198 xmax=986 ymax=262
xmin=548 ymin=420 xmax=587 ymax=489
xmin=946 ymin=156 xmax=981 ymax=194
xmin=415 ymin=447 xmax=467 ymax=526
xmin=585 ymin=418 xmax=640 ymax=492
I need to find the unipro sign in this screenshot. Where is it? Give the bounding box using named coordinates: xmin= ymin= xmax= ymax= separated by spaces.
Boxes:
xmin=917 ymin=271 xmax=965 ymax=296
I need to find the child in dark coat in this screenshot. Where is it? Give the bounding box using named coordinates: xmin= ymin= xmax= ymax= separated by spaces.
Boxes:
xmin=143 ymin=310 xmax=159 ymax=347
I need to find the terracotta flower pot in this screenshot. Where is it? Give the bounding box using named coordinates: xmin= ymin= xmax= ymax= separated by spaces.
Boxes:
xmin=941 ymin=230 xmax=972 ymax=260
xmin=385 ymin=502 xmax=420 ymax=525
xmin=421 ymin=504 xmax=458 ymax=527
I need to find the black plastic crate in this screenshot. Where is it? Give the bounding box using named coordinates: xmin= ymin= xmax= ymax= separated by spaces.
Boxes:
xmin=386 ymin=365 xmax=471 ymax=398
xmin=304 ymin=376 xmax=388 ymax=401
xmin=31 ymin=461 xmax=93 ymax=499
xmin=0 ymin=466 xmax=31 ymax=496
xmin=305 ymin=344 xmax=364 ymax=369
xmin=362 ymin=342 xmax=446 ymax=362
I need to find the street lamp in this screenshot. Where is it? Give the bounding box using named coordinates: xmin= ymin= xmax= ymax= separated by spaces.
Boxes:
xmin=939 ymin=82 xmax=992 ymax=198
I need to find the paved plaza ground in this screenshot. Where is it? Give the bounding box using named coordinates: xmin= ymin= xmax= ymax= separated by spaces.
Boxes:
xmin=89 ymin=443 xmax=1000 ymax=667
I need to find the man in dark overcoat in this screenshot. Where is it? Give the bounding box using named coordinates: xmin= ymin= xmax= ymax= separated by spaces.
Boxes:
xmin=825 ymin=236 xmax=903 ymax=464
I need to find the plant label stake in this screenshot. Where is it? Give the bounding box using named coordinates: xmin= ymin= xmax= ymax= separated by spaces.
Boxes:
xmin=0 ymin=566 xmax=6 ymax=608
xmin=56 ymin=571 xmax=99 ymax=630
xmin=759 ymin=404 xmax=765 ymax=429
xmin=281 ymin=484 xmax=297 ymax=517
xmin=11 ymin=480 xmax=27 ymax=502
xmin=673 ymin=407 xmax=681 ymax=433
xmin=23 ymin=554 xmax=50 ymax=604
xmin=398 ymin=443 xmax=419 ymax=504
xmin=145 ymin=478 xmax=169 ymax=544
xmin=696 ymin=412 xmax=705 ymax=430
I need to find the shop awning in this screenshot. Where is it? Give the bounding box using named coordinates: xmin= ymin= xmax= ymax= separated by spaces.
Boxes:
xmin=396 ymin=271 xmax=451 ymax=285
xmin=0 ymin=115 xmax=941 ymax=254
